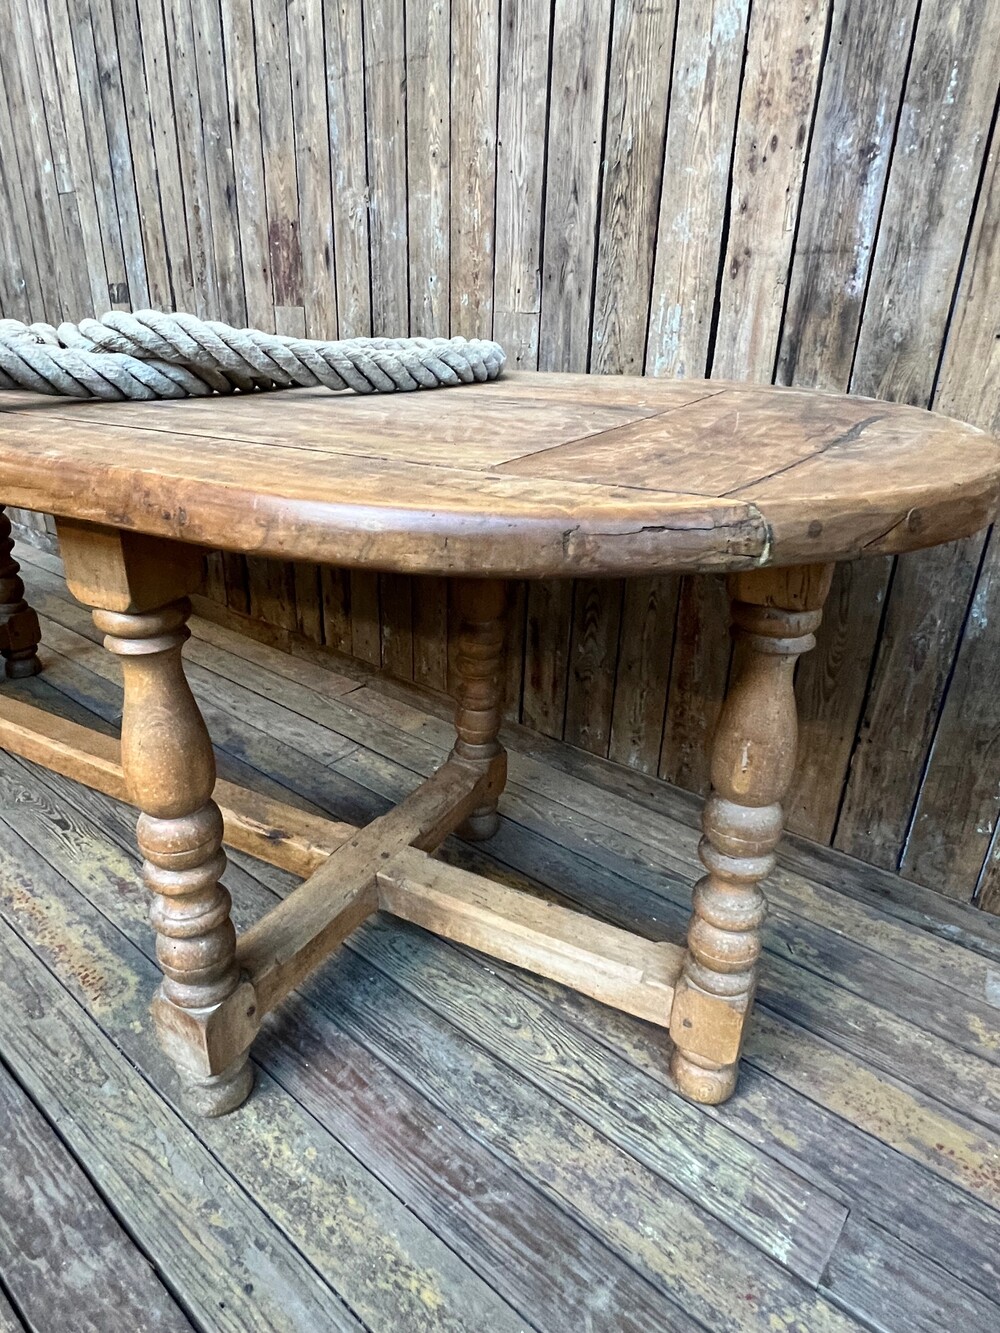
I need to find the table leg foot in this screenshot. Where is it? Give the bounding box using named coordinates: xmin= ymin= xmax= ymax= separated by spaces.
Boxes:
xmin=669 ymin=1049 xmax=737 ymax=1105
xmin=450 ymin=579 xmax=509 ymax=842
xmin=179 ymin=1054 xmax=255 ymax=1118
xmin=670 ymin=565 xmax=833 ymax=1104
xmin=1 ymin=507 xmax=42 ymax=680
xmin=5 ymin=648 xmax=42 ymax=679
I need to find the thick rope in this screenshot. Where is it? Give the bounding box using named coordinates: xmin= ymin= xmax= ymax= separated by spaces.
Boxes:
xmin=0 ymin=309 xmax=506 ymax=400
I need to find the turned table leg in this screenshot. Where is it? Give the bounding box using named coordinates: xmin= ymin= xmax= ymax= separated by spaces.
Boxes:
xmin=96 ymin=600 xmax=254 ymax=1115
xmin=669 ymin=564 xmax=833 ymax=1104
xmin=58 ymin=522 xmax=256 ymax=1116
xmin=0 ymin=507 xmax=41 ymax=679
xmin=450 ymin=578 xmax=509 ymax=841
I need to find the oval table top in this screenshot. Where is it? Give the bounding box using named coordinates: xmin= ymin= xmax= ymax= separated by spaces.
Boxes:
xmin=1 ymin=371 xmax=998 ymax=577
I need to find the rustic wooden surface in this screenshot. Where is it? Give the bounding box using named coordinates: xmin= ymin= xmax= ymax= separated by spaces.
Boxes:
xmin=2 ymin=0 xmax=1000 ymax=908
xmin=0 ymin=545 xmax=998 ymax=1330
xmin=0 ymin=378 xmax=996 ymax=576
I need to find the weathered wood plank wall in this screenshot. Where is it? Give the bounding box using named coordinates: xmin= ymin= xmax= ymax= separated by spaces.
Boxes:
xmin=2 ymin=0 xmax=1000 ymax=912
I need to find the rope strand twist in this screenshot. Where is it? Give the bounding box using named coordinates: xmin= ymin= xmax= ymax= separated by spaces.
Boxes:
xmin=0 ymin=309 xmax=506 ymax=401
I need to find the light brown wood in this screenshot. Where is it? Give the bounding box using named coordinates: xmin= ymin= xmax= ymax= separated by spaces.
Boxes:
xmin=669 ymin=564 xmax=833 ymax=1103
xmin=0 ymin=506 xmax=41 ymax=679
xmin=377 ymin=844 xmax=684 ymax=1025
xmin=0 ymin=694 xmax=354 ymax=878
xmin=57 ymin=520 xmax=254 ymax=1115
xmin=4 ymin=370 xmax=998 ymax=1115
xmin=236 ymin=752 xmax=506 ymax=1016
xmin=1 ymin=375 xmax=998 ymax=576
xmin=6 ymin=0 xmax=1000 ymax=913
xmin=57 ymin=519 xmax=205 ymax=615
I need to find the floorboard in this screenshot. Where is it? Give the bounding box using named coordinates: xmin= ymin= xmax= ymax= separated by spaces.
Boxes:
xmin=0 ymin=1055 xmax=192 ymax=1333
xmin=0 ymin=546 xmax=998 ymax=1331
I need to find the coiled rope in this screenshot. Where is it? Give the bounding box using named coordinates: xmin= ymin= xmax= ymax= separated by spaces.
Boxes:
xmin=0 ymin=309 xmax=506 ymax=401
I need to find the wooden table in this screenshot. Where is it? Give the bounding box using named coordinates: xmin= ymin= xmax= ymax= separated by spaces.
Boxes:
xmin=1 ymin=372 xmax=998 ymax=1117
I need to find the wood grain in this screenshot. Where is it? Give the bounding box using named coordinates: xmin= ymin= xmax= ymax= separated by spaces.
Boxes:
xmin=0 ymin=1057 xmax=192 ymax=1333
xmin=590 ymin=0 xmax=676 ymax=375
xmin=645 ymin=0 xmax=749 ymax=379
xmin=1 ymin=378 xmax=995 ymax=576
xmin=538 ymin=0 xmax=614 ymax=371
xmin=450 ymin=0 xmax=499 ymax=339
xmin=5 ymin=0 xmax=1000 ymax=910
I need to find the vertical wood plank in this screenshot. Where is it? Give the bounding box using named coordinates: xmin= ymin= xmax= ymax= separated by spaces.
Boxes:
xmin=246 ymin=556 xmax=299 ymax=633
xmin=900 ymin=537 xmax=1000 ymax=899
xmin=320 ymin=566 xmax=353 ymax=654
xmin=564 ymin=580 xmax=624 ymax=756
xmin=776 ymin=0 xmax=919 ymax=390
xmin=0 ymin=12 xmax=69 ymax=321
xmin=136 ymin=0 xmax=196 ymax=311
xmin=380 ymin=573 xmax=415 ymax=681
xmin=895 ymin=105 xmax=1000 ymax=897
xmin=0 ymin=40 xmax=45 ymax=319
xmin=325 ymin=0 xmax=372 ymax=337
xmin=350 ymin=570 xmax=382 ymax=667
xmin=785 ymin=558 xmax=889 ymax=840
xmin=61 ymin=0 xmax=130 ymax=307
xmin=188 ymin=0 xmax=248 ymax=324
xmin=18 ymin=0 xmax=96 ymax=317
xmin=412 ymin=576 xmax=449 ymax=693
xmin=659 ymin=573 xmax=729 ymax=793
xmin=107 ymin=0 xmax=176 ymax=311
xmin=293 ymin=561 xmax=325 ymax=645
xmin=645 ymin=0 xmax=749 ymax=379
xmin=255 ymin=0 xmax=304 ymax=332
xmin=850 ymin=0 xmax=1000 ymax=405
xmin=500 ymin=579 xmax=527 ymax=724
xmin=221 ymin=552 xmax=251 ymax=616
xmin=450 ymin=0 xmax=499 ymax=338
xmin=162 ymin=0 xmax=220 ymax=316
xmin=609 ymin=575 xmax=680 ymax=774
xmin=710 ymin=0 xmax=830 ymax=380
xmin=288 ymin=0 xmax=338 ymax=338
xmin=220 ymin=0 xmax=274 ymax=329
xmin=85 ymin=0 xmax=153 ymax=308
xmin=590 ymin=0 xmax=676 ymax=375
xmin=522 ymin=581 xmax=575 ymax=739
xmin=406 ymin=0 xmax=450 ymax=336
xmin=538 ymin=0 xmax=614 ymax=371
xmin=202 ymin=550 xmax=228 ymax=605
xmin=364 ymin=0 xmax=409 ymax=331
xmin=493 ymin=0 xmax=552 ymax=368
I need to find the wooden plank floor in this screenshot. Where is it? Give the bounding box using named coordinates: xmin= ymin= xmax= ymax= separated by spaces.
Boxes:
xmin=1 ymin=545 xmax=999 ymax=1332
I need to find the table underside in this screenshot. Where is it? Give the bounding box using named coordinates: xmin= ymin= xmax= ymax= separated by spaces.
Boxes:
xmin=0 ymin=509 xmax=837 ymax=1113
